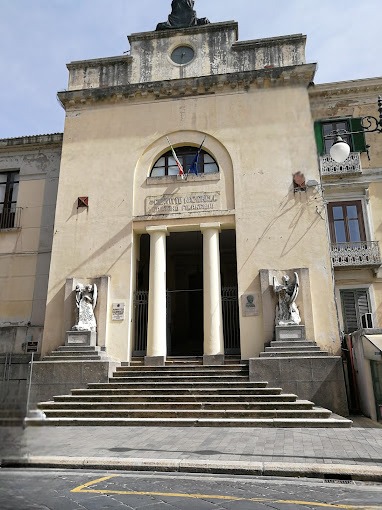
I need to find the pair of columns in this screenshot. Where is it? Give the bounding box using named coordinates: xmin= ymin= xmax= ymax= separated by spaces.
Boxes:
xmin=145 ymin=223 xmax=224 ymax=365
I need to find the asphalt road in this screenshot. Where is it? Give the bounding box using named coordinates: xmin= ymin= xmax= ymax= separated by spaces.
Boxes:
xmin=0 ymin=469 xmax=382 ymax=509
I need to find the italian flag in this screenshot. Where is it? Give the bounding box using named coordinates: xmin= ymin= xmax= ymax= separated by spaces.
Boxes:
xmin=166 ymin=137 xmax=184 ymax=178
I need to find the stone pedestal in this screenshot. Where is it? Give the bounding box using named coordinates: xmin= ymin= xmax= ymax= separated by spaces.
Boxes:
xmin=66 ymin=330 xmax=96 ymax=347
xmin=144 ymin=356 xmax=165 ymax=367
xmin=276 ymin=325 xmax=306 ymax=342
xmin=203 ymin=354 xmax=225 ymax=366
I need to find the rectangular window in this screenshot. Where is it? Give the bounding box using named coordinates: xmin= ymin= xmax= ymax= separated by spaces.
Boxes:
xmin=340 ymin=288 xmax=371 ymax=333
xmin=327 ymin=201 xmax=366 ymax=244
xmin=0 ymin=171 xmax=19 ymax=229
xmin=314 ymin=118 xmax=367 ymax=156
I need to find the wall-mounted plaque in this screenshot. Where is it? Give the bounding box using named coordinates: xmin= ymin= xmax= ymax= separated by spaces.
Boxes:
xmin=112 ymin=303 xmax=125 ymax=321
xmin=241 ymin=293 xmax=259 ymax=317
xmin=145 ymin=192 xmax=221 ymax=216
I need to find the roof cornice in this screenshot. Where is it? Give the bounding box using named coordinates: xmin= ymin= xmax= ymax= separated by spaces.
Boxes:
xmin=309 ymin=77 xmax=382 ymax=100
xmin=57 ymin=64 xmax=316 ymax=108
xmin=0 ymin=133 xmax=63 ymax=151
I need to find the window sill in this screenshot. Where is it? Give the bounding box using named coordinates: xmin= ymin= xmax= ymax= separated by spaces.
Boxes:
xmin=146 ymin=173 xmax=220 ymax=186
xmin=0 ymin=227 xmax=21 ymax=233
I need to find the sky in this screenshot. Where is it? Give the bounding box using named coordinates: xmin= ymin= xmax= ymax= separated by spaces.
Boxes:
xmin=0 ymin=0 xmax=380 ymax=139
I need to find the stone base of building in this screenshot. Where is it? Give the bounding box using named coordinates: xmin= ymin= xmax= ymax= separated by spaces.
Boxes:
xmin=28 ymin=360 xmax=120 ymax=410
xmin=249 ymin=356 xmax=349 ymax=417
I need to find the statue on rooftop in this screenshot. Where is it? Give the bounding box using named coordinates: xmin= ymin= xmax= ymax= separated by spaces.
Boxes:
xmin=156 ymin=0 xmax=210 ymax=31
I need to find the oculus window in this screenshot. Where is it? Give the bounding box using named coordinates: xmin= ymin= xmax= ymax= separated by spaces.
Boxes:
xmin=151 ymin=146 xmax=219 ymax=177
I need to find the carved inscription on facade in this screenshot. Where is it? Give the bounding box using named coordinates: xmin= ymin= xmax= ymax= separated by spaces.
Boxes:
xmin=145 ymin=192 xmax=221 ymax=216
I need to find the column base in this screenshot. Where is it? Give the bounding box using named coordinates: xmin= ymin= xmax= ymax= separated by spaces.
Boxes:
xmin=203 ymin=354 xmax=225 ymax=366
xmin=144 ymin=356 xmax=166 ymax=367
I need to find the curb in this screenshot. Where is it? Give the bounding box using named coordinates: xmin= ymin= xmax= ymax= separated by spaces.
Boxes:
xmin=2 ymin=456 xmax=382 ymax=482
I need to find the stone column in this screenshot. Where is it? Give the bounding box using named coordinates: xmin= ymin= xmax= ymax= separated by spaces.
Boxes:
xmin=145 ymin=226 xmax=168 ymax=366
xmin=201 ymin=223 xmax=224 ymax=365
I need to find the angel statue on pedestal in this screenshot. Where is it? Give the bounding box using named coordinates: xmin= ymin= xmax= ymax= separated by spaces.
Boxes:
xmin=273 ymin=272 xmax=301 ymax=326
xmin=72 ymin=283 xmax=98 ymax=332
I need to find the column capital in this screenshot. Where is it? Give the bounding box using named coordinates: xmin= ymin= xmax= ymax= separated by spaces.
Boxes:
xmin=146 ymin=226 xmax=169 ymax=235
xmin=200 ymin=222 xmax=221 ymax=233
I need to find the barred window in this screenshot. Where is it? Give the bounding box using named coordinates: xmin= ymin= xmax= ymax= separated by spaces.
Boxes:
xmin=0 ymin=171 xmax=19 ymax=229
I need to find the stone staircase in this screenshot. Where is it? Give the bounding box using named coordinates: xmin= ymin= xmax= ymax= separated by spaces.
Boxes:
xmin=260 ymin=339 xmax=329 ymax=358
xmin=42 ymin=345 xmax=109 ymax=362
xmin=26 ymin=356 xmax=352 ymax=427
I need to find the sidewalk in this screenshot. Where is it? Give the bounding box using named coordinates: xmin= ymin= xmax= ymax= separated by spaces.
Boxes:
xmin=1 ymin=417 xmax=382 ymax=482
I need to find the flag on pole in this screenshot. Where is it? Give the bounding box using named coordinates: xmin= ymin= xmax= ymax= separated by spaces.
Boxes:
xmin=188 ymin=137 xmax=206 ymax=176
xmin=166 ymin=137 xmax=184 ymax=178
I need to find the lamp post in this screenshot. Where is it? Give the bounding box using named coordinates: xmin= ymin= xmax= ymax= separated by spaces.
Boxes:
xmin=326 ymin=96 xmax=382 ymax=163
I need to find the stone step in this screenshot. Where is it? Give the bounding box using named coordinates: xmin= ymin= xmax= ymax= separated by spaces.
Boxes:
xmin=91 ymin=381 xmax=268 ymax=389
xmin=56 ymin=346 xmax=101 ymax=352
xmin=117 ymin=364 xmax=248 ymax=372
xmin=270 ymin=341 xmax=317 ymax=348
xmin=24 ymin=417 xmax=353 ymax=428
xmin=53 ymin=393 xmax=299 ymax=403
xmin=264 ymin=346 xmax=321 ymax=353
xmin=38 ymin=401 xmax=315 ymax=411
xmin=110 ymin=375 xmax=249 ymax=382
xmin=71 ymin=387 xmax=283 ymax=396
xmin=37 ymin=408 xmax=333 ymax=419
xmin=260 ymin=351 xmax=329 ymax=358
xmin=42 ymin=355 xmax=102 ymax=361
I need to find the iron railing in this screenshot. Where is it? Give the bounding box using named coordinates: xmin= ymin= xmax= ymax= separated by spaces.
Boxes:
xmin=133 ymin=291 xmax=149 ymax=356
xmin=331 ymin=241 xmax=381 ymax=268
xmin=320 ymin=152 xmax=362 ymax=177
xmin=133 ymin=287 xmax=241 ymax=356
xmin=0 ymin=207 xmax=22 ymax=230
xmin=222 ymin=286 xmax=241 ymax=354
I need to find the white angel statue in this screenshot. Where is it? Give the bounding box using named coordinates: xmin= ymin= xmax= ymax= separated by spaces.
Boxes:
xmin=273 ymin=272 xmax=301 ymax=326
xmin=72 ymin=283 xmax=98 ymax=332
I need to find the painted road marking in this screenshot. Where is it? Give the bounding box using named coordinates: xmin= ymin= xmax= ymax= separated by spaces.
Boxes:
xmin=71 ymin=475 xmax=381 ymax=509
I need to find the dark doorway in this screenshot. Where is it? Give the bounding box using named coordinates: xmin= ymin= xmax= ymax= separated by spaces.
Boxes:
xmin=167 ymin=232 xmax=204 ymax=355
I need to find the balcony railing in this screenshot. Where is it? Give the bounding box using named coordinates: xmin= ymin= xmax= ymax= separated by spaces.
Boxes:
xmin=0 ymin=207 xmax=22 ymax=230
xmin=320 ymin=152 xmax=362 ymax=177
xmin=331 ymin=241 xmax=381 ymax=268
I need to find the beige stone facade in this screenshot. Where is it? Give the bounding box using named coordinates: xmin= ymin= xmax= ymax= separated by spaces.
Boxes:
xmin=1 ymin=18 xmax=381 ymax=419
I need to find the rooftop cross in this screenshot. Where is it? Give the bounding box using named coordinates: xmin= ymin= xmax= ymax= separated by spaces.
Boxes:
xmin=156 ymin=0 xmax=210 ymax=31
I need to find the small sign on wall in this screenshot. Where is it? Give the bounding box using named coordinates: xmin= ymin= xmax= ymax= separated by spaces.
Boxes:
xmin=112 ymin=302 xmax=126 ymax=321
xmin=241 ymin=293 xmax=259 ymax=317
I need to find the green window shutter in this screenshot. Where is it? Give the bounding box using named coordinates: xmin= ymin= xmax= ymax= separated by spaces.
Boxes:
xmin=349 ymin=118 xmax=367 ymax=153
xmin=314 ymin=121 xmax=325 ymax=155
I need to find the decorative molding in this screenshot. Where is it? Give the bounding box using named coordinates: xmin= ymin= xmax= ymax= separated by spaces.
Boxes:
xmin=0 ymin=133 xmax=63 ymax=150
xmin=58 ymin=64 xmax=316 ymax=108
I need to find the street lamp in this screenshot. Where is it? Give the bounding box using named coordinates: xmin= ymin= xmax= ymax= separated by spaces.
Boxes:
xmin=326 ymin=96 xmax=382 ymax=163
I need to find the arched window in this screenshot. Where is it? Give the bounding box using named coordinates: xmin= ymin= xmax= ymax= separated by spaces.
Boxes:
xmin=151 ymin=146 xmax=219 ymax=177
